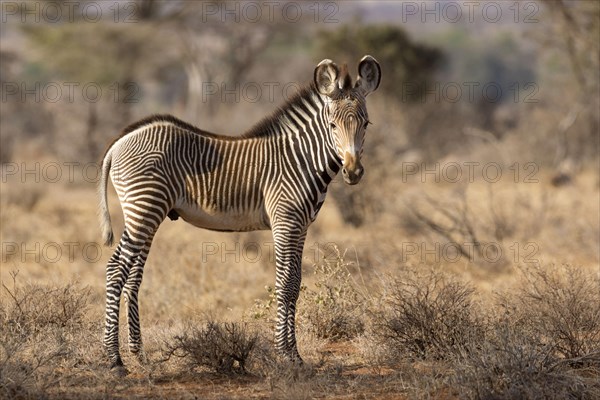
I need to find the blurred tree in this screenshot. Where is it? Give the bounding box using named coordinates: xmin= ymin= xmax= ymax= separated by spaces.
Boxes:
xmin=24 ymin=0 xmax=176 ymax=160
xmin=316 ymin=24 xmax=443 ymax=102
xmin=15 ymin=0 xmax=295 ymax=160
xmin=0 ymin=47 xmax=21 ymax=163
xmin=427 ymin=27 xmax=536 ymax=136
xmin=542 ymin=0 xmax=599 ymax=169
xmin=174 ymin=0 xmax=297 ymax=119
xmin=1 ymin=32 xmax=58 ymax=163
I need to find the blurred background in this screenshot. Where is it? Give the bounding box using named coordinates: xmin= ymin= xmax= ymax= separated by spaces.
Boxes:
xmin=1 ymin=2 xmax=599 ymax=397
xmin=1 ymin=0 xmax=599 ymax=311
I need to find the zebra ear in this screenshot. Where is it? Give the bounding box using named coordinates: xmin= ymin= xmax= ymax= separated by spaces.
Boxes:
xmin=355 ymin=55 xmax=381 ymax=96
xmin=314 ymin=59 xmax=341 ymax=97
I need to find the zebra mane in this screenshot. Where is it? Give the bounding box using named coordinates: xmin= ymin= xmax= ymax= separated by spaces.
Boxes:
xmin=241 ymin=83 xmax=318 ymax=139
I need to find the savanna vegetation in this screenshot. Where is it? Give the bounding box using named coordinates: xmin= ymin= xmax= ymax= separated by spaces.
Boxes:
xmin=1 ymin=1 xmax=599 ymax=399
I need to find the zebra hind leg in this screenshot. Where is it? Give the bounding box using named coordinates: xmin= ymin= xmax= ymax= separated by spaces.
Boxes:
xmin=123 ymin=234 xmax=156 ymax=365
xmin=104 ymin=231 xmax=134 ymax=374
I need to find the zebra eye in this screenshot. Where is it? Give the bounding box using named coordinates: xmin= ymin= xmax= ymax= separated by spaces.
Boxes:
xmin=329 ymin=122 xmax=337 ymax=130
xmin=363 ymin=121 xmax=370 ymax=130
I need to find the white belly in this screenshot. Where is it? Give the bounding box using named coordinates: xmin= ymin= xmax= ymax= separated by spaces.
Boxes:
xmin=174 ymin=203 xmax=269 ymax=232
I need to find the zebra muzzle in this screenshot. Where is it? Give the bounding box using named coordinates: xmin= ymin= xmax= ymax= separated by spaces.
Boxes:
xmin=342 ymin=152 xmax=364 ymax=185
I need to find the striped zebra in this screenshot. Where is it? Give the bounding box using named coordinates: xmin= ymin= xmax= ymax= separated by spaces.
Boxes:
xmin=98 ymin=56 xmax=381 ymax=371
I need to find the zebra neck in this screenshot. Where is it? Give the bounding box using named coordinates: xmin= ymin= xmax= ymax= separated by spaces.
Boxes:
xmin=278 ymin=91 xmax=341 ymax=190
xmin=241 ymin=85 xmax=342 ymax=190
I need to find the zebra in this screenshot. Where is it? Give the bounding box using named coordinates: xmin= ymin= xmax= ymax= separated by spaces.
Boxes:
xmin=98 ymin=56 xmax=381 ymax=371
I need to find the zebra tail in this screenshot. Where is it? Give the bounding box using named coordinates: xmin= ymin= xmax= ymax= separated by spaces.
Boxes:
xmin=99 ymin=150 xmax=114 ymax=247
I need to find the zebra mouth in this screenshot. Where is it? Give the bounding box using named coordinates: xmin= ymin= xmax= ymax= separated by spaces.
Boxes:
xmin=344 ymin=176 xmax=361 ymax=185
xmin=342 ymin=168 xmax=364 ymax=185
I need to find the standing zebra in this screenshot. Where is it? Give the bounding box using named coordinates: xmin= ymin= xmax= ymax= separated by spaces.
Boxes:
xmin=99 ymin=56 xmax=381 ymax=371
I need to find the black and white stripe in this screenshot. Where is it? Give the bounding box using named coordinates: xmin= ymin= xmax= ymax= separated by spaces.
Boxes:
xmin=98 ymin=56 xmax=381 ymax=369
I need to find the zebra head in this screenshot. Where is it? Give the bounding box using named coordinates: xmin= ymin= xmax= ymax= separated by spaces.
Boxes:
xmin=314 ymin=55 xmax=381 ymax=185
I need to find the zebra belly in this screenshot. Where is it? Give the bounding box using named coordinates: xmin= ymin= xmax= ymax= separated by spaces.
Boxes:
xmin=174 ymin=203 xmax=269 ymax=232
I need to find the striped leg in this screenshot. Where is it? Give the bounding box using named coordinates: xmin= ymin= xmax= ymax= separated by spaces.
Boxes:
xmin=104 ymin=231 xmax=135 ymax=369
xmin=104 ymin=212 xmax=161 ymax=370
xmin=273 ymin=226 xmax=307 ymax=362
xmin=123 ymin=234 xmax=155 ymax=362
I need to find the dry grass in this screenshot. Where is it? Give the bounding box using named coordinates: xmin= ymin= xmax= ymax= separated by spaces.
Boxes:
xmin=2 ymin=250 xmax=598 ymax=399
xmin=0 ymin=272 xmax=105 ymax=399
xmin=1 ymin=105 xmax=598 ymax=399
xmin=452 ymin=264 xmax=600 ymax=399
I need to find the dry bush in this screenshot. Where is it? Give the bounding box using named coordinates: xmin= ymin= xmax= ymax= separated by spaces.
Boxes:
xmin=372 ymin=269 xmax=486 ymax=362
xmin=2 ymin=278 xmax=92 ymax=335
xmin=365 ymin=265 xmax=600 ymax=398
xmin=407 ymin=185 xmax=549 ymax=268
xmin=408 ymin=189 xmax=482 ymax=262
xmin=455 ymin=319 xmax=598 ymax=400
xmin=163 ymin=318 xmax=270 ymax=375
xmin=511 ymin=264 xmax=600 ymax=360
xmin=0 ymin=272 xmax=101 ymax=399
xmin=299 ymin=245 xmax=366 ymax=341
xmin=453 ymin=264 xmax=600 ymax=399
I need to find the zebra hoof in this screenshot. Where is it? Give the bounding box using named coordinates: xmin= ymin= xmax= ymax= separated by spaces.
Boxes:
xmin=111 ymin=364 xmax=129 ymax=377
xmin=288 ymin=350 xmax=304 ymax=364
xmin=280 ymin=353 xmax=303 ymax=364
xmin=109 ymin=360 xmax=129 ymax=377
xmin=293 ymin=355 xmax=304 ymax=365
xmin=135 ymin=350 xmax=149 ymax=365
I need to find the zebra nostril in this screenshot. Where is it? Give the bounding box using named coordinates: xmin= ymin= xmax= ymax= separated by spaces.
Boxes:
xmin=342 ymin=167 xmax=348 ymax=175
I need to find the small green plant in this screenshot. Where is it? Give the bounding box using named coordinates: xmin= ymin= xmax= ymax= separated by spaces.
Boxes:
xmin=299 ymin=245 xmax=365 ymax=341
xmin=249 ymin=285 xmax=278 ymax=322
xmin=249 ymin=245 xmax=366 ymax=341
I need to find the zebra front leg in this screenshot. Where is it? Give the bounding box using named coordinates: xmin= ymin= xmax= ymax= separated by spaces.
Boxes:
xmin=273 ymin=228 xmax=307 ymax=362
xmin=123 ymin=235 xmax=154 ymax=364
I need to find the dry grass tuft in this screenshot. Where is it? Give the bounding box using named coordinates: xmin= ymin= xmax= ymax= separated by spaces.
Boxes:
xmin=162 ymin=318 xmax=270 ymax=375
xmin=454 ymin=319 xmax=599 ymax=400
